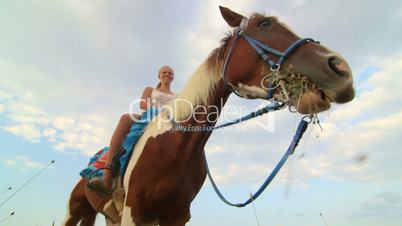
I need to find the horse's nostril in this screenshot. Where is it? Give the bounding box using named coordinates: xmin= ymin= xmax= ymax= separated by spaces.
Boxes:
xmin=328 ymin=57 xmax=350 ymax=78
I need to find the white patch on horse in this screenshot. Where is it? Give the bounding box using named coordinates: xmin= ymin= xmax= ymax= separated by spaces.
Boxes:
xmin=121 ymin=206 xmax=136 ymax=226
xmin=233 ymin=83 xmax=268 ymax=98
xmin=239 ymin=18 xmax=249 ymax=29
xmin=122 ymin=114 xmax=173 ymax=225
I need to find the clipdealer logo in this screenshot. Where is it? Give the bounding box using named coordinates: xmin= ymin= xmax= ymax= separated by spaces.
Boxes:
xmin=127 ymin=98 xmax=276 ymax=132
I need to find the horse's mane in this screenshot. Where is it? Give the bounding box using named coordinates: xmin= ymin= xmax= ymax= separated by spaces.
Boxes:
xmin=165 ymin=36 xmax=232 ymax=121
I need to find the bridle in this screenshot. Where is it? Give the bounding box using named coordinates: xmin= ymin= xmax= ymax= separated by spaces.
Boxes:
xmin=221 ymin=26 xmax=320 ymax=100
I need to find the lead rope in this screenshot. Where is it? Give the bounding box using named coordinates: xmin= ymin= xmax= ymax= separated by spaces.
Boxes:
xmin=205 ymin=115 xmax=312 ymax=207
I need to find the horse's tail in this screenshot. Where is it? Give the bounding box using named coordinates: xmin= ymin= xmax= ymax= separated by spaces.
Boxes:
xmin=62 ymin=179 xmax=97 ymax=226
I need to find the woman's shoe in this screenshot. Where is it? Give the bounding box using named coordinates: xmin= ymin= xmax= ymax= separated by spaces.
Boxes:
xmin=87 ymin=176 xmax=112 ymax=196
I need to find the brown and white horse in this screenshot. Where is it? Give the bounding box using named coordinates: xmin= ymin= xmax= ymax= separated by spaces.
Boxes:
xmin=63 ymin=6 xmax=354 ymax=226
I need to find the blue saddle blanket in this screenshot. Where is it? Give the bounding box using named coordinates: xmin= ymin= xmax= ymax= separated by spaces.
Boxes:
xmin=80 ymin=108 xmax=159 ymax=179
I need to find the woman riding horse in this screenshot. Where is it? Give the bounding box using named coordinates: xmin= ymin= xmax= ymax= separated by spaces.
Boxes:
xmin=86 ymin=66 xmax=176 ymax=195
xmin=63 ymin=6 xmax=354 ymax=226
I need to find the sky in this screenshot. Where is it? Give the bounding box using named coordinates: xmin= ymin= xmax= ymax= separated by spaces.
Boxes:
xmin=1 ymin=0 xmax=402 ymax=225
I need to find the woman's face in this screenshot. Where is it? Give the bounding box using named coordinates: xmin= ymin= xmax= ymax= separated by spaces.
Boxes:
xmin=158 ymin=66 xmax=174 ymax=84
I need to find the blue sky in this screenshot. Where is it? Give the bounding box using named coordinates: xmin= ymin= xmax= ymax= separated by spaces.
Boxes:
xmin=1 ymin=0 xmax=402 ymax=225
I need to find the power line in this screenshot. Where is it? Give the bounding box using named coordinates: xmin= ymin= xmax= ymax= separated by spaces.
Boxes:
xmin=0 ymin=211 xmax=15 ymax=224
xmin=319 ymin=212 xmax=329 ymax=226
xmin=0 ymin=160 xmax=55 ymax=208
xmin=0 ymin=187 xmax=12 ymax=196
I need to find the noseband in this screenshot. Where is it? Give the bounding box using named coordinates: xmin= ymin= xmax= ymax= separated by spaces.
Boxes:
xmin=222 ymin=28 xmax=319 ymax=99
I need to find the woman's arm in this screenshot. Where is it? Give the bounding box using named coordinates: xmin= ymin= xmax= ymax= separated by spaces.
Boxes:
xmin=140 ymin=87 xmax=153 ymax=110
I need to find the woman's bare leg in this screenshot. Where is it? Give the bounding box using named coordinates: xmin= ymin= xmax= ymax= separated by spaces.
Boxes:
xmin=88 ymin=113 xmax=140 ymax=194
xmin=104 ymin=113 xmax=139 ymax=183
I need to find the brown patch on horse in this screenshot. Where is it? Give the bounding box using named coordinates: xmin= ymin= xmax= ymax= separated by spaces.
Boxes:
xmin=64 ymin=179 xmax=97 ymax=226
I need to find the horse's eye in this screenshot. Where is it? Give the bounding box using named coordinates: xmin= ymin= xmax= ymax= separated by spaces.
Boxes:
xmin=258 ymin=20 xmax=271 ymax=28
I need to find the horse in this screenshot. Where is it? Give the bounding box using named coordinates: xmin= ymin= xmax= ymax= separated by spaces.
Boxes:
xmin=62 ymin=6 xmax=354 ymax=226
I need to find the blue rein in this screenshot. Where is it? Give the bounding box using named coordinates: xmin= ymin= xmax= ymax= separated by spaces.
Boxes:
xmin=169 ymin=101 xmax=312 ymax=208
xmin=205 ymin=116 xmax=311 ymax=207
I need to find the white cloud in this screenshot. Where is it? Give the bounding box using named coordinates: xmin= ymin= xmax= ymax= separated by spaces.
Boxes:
xmin=52 ymin=117 xmax=75 ymax=131
xmin=207 ymin=145 xmax=225 ymax=154
xmin=15 ymin=155 xmax=29 ymax=161
xmin=2 ymin=155 xmax=46 ymax=170
xmin=350 ymin=192 xmax=402 ymax=218
xmin=1 ymin=96 xmax=111 ymax=156
xmin=0 ymin=90 xmax=12 ymax=101
xmin=5 ymin=159 xmax=17 ymax=166
xmin=25 ymin=160 xmax=45 ymax=169
xmin=42 ymin=128 xmax=56 ymax=139
xmin=182 ymin=0 xmax=259 ymax=70
xmin=305 ymin=111 xmax=402 ymax=182
xmin=4 ymin=124 xmax=41 ymax=143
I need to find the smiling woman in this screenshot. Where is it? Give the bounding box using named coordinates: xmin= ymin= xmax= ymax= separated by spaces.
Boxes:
xmin=84 ymin=66 xmax=176 ymax=196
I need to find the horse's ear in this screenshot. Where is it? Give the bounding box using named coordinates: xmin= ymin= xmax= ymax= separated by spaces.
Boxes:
xmin=219 ymin=6 xmax=245 ymax=27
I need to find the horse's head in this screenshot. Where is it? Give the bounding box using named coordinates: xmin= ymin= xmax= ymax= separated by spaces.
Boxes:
xmin=219 ymin=6 xmax=355 ymax=114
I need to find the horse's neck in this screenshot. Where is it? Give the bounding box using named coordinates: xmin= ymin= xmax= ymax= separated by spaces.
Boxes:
xmin=204 ymin=81 xmax=231 ymax=126
xmin=179 ymin=80 xmax=231 ymax=150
